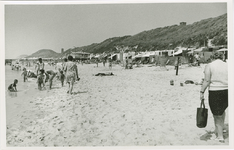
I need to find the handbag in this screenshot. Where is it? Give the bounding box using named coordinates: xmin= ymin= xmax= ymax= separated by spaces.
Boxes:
xmin=196 ymin=99 xmax=208 ymax=128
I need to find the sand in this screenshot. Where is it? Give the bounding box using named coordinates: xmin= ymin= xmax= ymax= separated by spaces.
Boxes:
xmin=5 ymin=63 xmax=229 ymax=146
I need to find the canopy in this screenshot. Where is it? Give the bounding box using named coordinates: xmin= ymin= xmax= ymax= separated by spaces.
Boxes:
xmin=173 ymin=49 xmax=183 ymax=56
xmin=187 ymin=50 xmax=194 ymax=54
xmin=217 ymin=48 xmax=228 ymax=52
xmin=132 ymin=53 xmax=143 ymax=59
xmin=94 ymin=55 xmax=100 ymax=58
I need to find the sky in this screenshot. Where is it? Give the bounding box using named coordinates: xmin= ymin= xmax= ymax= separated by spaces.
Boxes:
xmin=4 ymin=2 xmax=227 ymax=59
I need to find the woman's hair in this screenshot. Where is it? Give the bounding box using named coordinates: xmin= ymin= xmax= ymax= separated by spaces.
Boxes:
xmin=64 ymin=58 xmax=68 ymax=62
xmin=213 ymin=51 xmax=223 ymax=60
xmin=14 ymin=79 xmax=18 ymax=83
xmin=68 ymin=55 xmax=73 ymax=61
xmin=40 ymin=69 xmax=45 ymax=74
xmin=38 ymin=58 xmax=42 ymax=61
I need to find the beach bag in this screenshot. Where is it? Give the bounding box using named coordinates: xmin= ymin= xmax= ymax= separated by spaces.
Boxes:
xmin=196 ymin=99 xmax=208 ymax=128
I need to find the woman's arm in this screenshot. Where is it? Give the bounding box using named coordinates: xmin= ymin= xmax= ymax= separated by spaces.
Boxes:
xmin=200 ymin=64 xmax=211 ymax=100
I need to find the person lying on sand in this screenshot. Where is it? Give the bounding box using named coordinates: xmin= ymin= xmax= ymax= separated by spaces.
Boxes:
xmin=8 ymin=79 xmax=18 ymax=92
xmin=28 ymin=71 xmax=37 ymax=78
xmin=94 ymin=72 xmax=114 ymax=76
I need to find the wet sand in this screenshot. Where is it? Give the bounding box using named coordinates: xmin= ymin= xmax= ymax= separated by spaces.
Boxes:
xmin=5 ymin=63 xmax=229 ymax=146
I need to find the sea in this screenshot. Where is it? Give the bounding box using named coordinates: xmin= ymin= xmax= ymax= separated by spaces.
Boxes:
xmin=5 ymin=64 xmax=58 ymax=100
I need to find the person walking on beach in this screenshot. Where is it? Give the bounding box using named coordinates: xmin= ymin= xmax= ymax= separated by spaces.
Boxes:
xmin=8 ymin=79 xmax=18 ymax=92
xmin=200 ymin=52 xmax=228 ymax=143
xmin=36 ymin=58 xmax=45 ymax=76
xmin=64 ymin=55 xmax=79 ymax=94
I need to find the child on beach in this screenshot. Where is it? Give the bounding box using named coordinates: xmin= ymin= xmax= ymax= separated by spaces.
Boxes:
xmin=37 ymin=69 xmax=46 ymax=90
xmin=8 ymin=79 xmax=18 ymax=92
xmin=36 ymin=58 xmax=45 ymax=76
xmin=59 ymin=70 xmax=65 ymax=87
xmin=21 ymin=68 xmax=28 ymax=82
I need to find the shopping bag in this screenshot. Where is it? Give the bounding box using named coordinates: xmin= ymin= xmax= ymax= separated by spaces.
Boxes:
xmin=196 ymin=99 xmax=208 ymax=128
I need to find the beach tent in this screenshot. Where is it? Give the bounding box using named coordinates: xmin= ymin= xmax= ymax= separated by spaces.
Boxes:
xmin=217 ymin=48 xmax=228 ymax=60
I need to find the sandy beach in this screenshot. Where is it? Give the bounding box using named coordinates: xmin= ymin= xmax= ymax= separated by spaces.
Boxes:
xmin=5 ymin=63 xmax=229 ymax=146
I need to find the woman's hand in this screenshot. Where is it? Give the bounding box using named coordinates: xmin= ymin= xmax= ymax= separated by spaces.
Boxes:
xmin=200 ymin=92 xmax=204 ymax=101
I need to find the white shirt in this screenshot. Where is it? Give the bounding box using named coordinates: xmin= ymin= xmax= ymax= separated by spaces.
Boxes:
xmin=208 ymin=59 xmax=228 ymax=91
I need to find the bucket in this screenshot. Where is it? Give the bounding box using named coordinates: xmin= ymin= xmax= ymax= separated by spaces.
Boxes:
xmin=170 ymin=80 xmax=174 ymax=85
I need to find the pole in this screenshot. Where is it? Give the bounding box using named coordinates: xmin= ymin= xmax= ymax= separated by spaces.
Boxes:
xmin=176 ymin=57 xmax=179 ymax=75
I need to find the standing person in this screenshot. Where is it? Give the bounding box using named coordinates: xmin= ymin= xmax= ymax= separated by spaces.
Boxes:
xmin=64 ymin=56 xmax=79 ymax=94
xmin=36 ymin=58 xmax=45 ymax=76
xmin=109 ymin=58 xmax=112 ymax=70
xmin=194 ymin=53 xmax=200 ymax=66
xmin=125 ymin=57 xmax=128 ymax=69
xmin=21 ymin=68 xmax=28 ymax=82
xmin=103 ymin=59 xmax=106 ymax=67
xmin=96 ymin=59 xmax=99 ymax=67
xmin=62 ymin=58 xmax=68 ymax=72
xmin=37 ymin=69 xmax=46 ymax=90
xmin=59 ymin=70 xmax=65 ymax=87
xmin=200 ymin=52 xmax=228 ymax=143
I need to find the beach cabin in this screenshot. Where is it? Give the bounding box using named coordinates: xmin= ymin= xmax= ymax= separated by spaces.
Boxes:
xmin=71 ymin=52 xmax=91 ymax=60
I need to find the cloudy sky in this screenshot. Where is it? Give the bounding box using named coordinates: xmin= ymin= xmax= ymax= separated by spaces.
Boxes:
xmin=4 ymin=2 xmax=227 ymax=59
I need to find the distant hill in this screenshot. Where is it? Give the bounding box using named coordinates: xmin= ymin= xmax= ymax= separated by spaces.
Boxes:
xmin=64 ymin=13 xmax=227 ymax=54
xmin=26 ymin=49 xmax=61 ymax=58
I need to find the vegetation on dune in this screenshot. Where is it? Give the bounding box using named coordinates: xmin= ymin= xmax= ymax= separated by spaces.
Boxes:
xmin=24 ymin=13 xmax=227 ymax=58
xmin=65 ymin=13 xmax=227 ymax=54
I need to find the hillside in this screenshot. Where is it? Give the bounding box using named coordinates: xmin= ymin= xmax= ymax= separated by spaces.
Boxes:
xmin=26 ymin=49 xmax=62 ymax=58
xmin=64 ymin=13 xmax=227 ymax=54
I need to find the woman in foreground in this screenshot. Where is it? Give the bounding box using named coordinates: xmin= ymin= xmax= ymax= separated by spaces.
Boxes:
xmin=200 ymin=51 xmax=228 ymax=143
xmin=64 ymin=55 xmax=79 ymax=94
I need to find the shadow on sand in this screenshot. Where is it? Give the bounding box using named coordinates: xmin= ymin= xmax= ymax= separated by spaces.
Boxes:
xmin=200 ymin=124 xmax=229 ymax=141
xmin=71 ymin=91 xmax=88 ymax=95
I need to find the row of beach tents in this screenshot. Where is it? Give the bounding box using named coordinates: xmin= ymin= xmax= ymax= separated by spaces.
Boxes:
xmin=19 ymin=47 xmax=228 ymax=61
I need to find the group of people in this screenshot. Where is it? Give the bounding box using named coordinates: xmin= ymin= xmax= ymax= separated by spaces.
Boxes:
xmin=8 ymin=56 xmax=80 ymax=94
xmin=7 ymin=51 xmax=228 ymax=143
